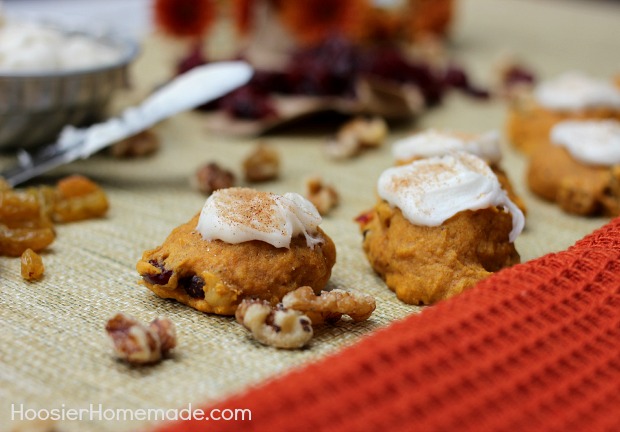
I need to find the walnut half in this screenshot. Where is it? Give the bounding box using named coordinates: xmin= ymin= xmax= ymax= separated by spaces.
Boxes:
xmin=324 ymin=116 xmax=388 ymax=160
xmin=282 ymin=286 xmax=376 ymax=325
xmin=105 ymin=313 xmax=177 ymax=365
xmin=235 ymin=299 xmax=313 ymax=349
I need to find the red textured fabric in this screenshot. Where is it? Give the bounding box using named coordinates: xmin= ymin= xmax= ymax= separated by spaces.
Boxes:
xmin=155 ymin=217 xmax=620 ymax=432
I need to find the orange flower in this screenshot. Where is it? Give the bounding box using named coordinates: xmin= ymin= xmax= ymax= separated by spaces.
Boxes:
xmin=407 ymin=0 xmax=454 ymax=41
xmin=276 ymin=0 xmax=370 ymax=45
xmin=153 ymin=0 xmax=216 ymax=38
xmin=360 ymin=8 xmax=404 ymax=43
xmin=232 ymin=0 xmax=255 ymax=35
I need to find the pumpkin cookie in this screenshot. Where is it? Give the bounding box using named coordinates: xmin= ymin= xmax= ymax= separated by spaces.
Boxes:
xmin=507 ymin=71 xmax=620 ymax=154
xmin=137 ymin=188 xmax=337 ymax=315
xmin=358 ymin=152 xmax=524 ymax=305
xmin=527 ymin=119 xmax=620 ymax=216
xmin=391 ymin=129 xmax=526 ymax=214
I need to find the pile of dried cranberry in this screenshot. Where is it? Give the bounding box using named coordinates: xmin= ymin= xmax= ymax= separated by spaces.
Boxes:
xmin=177 ymin=36 xmax=492 ymax=120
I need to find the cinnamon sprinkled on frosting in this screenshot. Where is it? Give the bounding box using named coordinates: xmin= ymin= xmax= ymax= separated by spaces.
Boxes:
xmin=196 ymin=188 xmax=324 ymax=249
xmin=377 ymin=152 xmax=525 ymax=242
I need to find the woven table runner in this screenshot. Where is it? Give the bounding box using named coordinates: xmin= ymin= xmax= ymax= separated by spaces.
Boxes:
xmin=155 ymin=217 xmax=620 ymax=432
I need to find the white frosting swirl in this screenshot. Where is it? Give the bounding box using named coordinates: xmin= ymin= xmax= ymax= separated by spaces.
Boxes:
xmin=551 ymin=119 xmax=620 ymax=166
xmin=392 ymin=129 xmax=502 ymax=164
xmin=378 ymin=152 xmax=524 ymax=242
xmin=196 ymin=188 xmax=324 ymax=249
xmin=535 ymin=71 xmax=620 ymax=111
xmin=0 ymin=21 xmax=122 ymax=72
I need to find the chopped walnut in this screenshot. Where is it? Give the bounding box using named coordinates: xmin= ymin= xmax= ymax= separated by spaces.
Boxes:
xmin=105 ymin=313 xmax=177 ymax=365
xmin=194 ymin=162 xmax=236 ymax=195
xmin=235 ymin=299 xmax=313 ymax=349
xmin=243 ymin=143 xmax=280 ymax=182
xmin=353 ymin=117 xmax=389 ymax=148
xmin=324 ymin=116 xmax=388 ymax=160
xmin=282 ymin=286 xmax=376 ymax=325
xmin=305 ymin=176 xmax=340 ymax=216
xmin=110 ymin=130 xmax=160 ymax=158
xmin=20 ymin=248 xmax=44 ymax=281
xmin=324 ymin=130 xmax=360 ymax=160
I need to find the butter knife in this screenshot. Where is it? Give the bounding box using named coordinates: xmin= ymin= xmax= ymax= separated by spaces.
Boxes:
xmin=1 ymin=61 xmax=253 ymax=186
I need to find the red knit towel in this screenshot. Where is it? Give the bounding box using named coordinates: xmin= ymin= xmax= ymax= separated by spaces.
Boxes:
xmin=155 ymin=217 xmax=620 ymax=432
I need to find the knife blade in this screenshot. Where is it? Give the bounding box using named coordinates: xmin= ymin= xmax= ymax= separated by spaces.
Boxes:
xmin=1 ymin=61 xmax=253 ymax=186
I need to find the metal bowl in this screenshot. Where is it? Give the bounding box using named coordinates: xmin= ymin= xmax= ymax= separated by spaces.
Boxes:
xmin=0 ymin=26 xmax=139 ymax=150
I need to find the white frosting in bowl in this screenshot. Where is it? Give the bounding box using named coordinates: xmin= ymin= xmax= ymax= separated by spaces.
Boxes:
xmin=0 ymin=21 xmax=123 ymax=72
xmin=551 ymin=119 xmax=620 ymax=166
xmin=535 ymin=71 xmax=620 ymax=111
xmin=378 ymin=152 xmax=524 ymax=242
xmin=196 ymin=188 xmax=324 ymax=249
xmin=392 ymin=129 xmax=502 ymax=164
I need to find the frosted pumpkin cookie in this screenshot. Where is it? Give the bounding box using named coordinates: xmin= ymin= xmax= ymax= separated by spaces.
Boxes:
xmin=392 ymin=129 xmax=526 ymax=213
xmin=507 ymin=72 xmax=620 ymax=154
xmin=137 ymin=188 xmax=336 ymax=315
xmin=357 ymin=152 xmax=524 ymax=305
xmin=527 ymin=119 xmax=620 ymax=216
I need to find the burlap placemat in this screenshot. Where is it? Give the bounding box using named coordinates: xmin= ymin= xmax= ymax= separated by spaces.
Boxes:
xmin=1 ymin=0 xmax=618 ymax=431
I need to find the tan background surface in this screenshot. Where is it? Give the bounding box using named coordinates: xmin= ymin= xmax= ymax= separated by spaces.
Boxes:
xmin=1 ymin=0 xmax=619 ymax=430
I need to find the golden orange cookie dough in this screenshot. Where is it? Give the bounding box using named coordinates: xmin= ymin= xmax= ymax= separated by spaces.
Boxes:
xmin=507 ymin=98 xmax=620 ymax=155
xmin=507 ymin=73 xmax=620 ymax=155
xmin=137 ymin=214 xmax=337 ymax=315
xmin=358 ymin=201 xmax=519 ymax=305
xmin=527 ymin=143 xmax=620 ymax=216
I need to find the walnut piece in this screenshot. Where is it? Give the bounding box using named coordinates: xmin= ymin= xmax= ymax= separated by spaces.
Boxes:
xmin=20 ymin=248 xmax=44 ymax=281
xmin=305 ymin=176 xmax=340 ymax=216
xmin=194 ymin=162 xmax=236 ymax=195
xmin=110 ymin=130 xmax=160 ymax=158
xmin=324 ymin=116 xmax=388 ymax=160
xmin=235 ymin=299 xmax=313 ymax=349
xmin=324 ymin=130 xmax=360 ymax=160
xmin=105 ymin=313 xmax=177 ymax=365
xmin=243 ymin=143 xmax=280 ymax=182
xmin=282 ymin=286 xmax=376 ymax=325
xmin=353 ymin=117 xmax=389 ymax=149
